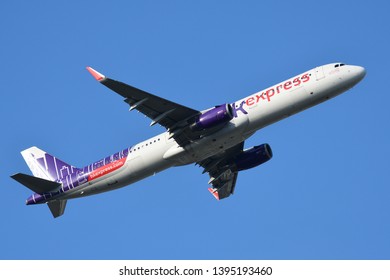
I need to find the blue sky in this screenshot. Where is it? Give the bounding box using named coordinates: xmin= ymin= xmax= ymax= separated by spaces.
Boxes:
xmin=1 ymin=1 xmax=389 ymax=259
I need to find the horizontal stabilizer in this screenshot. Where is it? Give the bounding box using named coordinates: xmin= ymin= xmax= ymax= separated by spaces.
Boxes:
xmin=10 ymin=173 xmax=61 ymax=194
xmin=47 ymin=200 xmax=67 ymax=218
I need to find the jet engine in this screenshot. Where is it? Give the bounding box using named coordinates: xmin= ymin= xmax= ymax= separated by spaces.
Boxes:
xmin=190 ymin=104 xmax=233 ymax=131
xmin=233 ymin=144 xmax=273 ymax=171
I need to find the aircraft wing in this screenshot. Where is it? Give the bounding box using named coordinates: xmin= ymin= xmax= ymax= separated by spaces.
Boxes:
xmin=87 ymin=67 xmax=200 ymax=146
xmin=197 ymin=142 xmax=244 ymax=200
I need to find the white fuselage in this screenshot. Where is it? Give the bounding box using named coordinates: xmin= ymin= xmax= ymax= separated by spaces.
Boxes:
xmin=63 ymin=63 xmax=365 ymax=199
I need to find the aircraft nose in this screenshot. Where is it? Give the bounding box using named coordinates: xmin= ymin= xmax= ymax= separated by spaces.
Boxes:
xmin=351 ymin=65 xmax=366 ymax=83
xmin=355 ymin=66 xmax=366 ymax=80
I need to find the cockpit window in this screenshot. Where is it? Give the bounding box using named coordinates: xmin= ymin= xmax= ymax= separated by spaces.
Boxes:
xmin=335 ymin=63 xmax=346 ymax=68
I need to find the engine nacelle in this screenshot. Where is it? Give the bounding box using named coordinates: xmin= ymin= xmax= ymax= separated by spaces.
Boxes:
xmin=234 ymin=144 xmax=273 ymax=171
xmin=190 ymin=104 xmax=233 ymax=131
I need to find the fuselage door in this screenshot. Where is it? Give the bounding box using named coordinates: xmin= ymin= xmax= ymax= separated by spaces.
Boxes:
xmin=315 ymin=66 xmax=325 ymax=80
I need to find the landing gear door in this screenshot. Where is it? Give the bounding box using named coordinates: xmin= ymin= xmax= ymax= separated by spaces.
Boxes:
xmin=315 ymin=66 xmax=325 ymax=81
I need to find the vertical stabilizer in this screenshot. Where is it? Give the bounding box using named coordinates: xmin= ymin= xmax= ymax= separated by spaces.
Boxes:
xmin=21 ymin=147 xmax=78 ymax=181
xmin=47 ymin=200 xmax=67 ymax=218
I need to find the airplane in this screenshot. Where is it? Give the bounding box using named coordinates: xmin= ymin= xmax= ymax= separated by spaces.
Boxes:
xmin=11 ymin=62 xmax=366 ymax=218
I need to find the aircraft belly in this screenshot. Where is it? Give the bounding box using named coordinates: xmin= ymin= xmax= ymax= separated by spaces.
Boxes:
xmin=182 ymin=116 xmax=250 ymax=164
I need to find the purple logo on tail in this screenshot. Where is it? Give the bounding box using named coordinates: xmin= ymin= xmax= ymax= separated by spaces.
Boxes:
xmin=32 ymin=152 xmax=79 ymax=180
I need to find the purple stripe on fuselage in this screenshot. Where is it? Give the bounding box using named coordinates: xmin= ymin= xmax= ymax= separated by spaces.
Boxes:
xmin=26 ymin=147 xmax=131 ymax=205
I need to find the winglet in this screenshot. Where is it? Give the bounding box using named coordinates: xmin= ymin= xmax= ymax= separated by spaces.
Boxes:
xmin=208 ymin=187 xmax=220 ymax=200
xmin=86 ymin=66 xmax=105 ymax=81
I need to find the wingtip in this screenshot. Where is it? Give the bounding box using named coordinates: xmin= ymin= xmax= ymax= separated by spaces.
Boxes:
xmin=86 ymin=66 xmax=105 ymax=81
xmin=208 ymin=187 xmax=220 ymax=200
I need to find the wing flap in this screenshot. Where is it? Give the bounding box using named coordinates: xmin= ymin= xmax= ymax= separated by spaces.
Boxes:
xmin=208 ymin=170 xmax=238 ymax=200
xmin=197 ymin=142 xmax=244 ymax=200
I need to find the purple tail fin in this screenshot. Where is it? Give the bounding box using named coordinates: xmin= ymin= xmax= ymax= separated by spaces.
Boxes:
xmin=21 ymin=147 xmax=78 ymax=181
